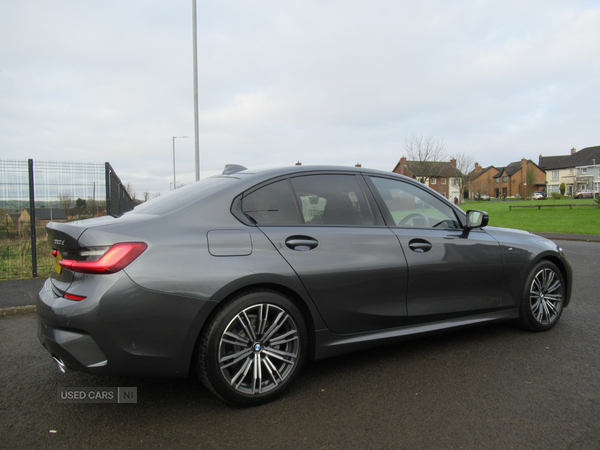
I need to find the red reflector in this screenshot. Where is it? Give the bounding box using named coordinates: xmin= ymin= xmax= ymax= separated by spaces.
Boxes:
xmin=52 ymin=250 xmax=58 ymax=257
xmin=64 ymin=293 xmax=87 ymax=301
xmin=59 ymin=243 xmax=148 ymax=274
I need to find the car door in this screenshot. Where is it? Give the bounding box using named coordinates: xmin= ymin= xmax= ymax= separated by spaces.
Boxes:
xmin=366 ymin=176 xmax=504 ymax=321
xmin=241 ymin=173 xmax=408 ymax=334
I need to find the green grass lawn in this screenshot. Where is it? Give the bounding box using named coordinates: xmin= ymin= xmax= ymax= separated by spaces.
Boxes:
xmin=460 ymin=198 xmax=600 ymax=235
xmin=0 ymin=238 xmax=54 ymax=281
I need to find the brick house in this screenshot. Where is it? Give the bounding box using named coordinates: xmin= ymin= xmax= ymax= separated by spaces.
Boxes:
xmin=392 ymin=157 xmax=462 ymax=200
xmin=468 ymin=159 xmax=546 ymax=198
xmin=467 ymin=164 xmax=500 ymax=199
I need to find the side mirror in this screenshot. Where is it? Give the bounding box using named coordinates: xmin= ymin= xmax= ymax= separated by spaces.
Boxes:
xmin=466 ymin=210 xmax=489 ymax=229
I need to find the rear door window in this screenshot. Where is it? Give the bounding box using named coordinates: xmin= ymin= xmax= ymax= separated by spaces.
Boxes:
xmin=242 ymin=180 xmax=301 ymax=224
xmin=291 ymin=175 xmax=374 ymax=226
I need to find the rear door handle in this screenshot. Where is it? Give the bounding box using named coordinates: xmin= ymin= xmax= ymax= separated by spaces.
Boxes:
xmin=285 ymin=236 xmax=319 ymax=251
xmin=409 ymin=239 xmax=432 ymax=253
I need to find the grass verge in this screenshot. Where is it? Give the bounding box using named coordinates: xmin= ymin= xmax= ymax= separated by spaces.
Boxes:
xmin=0 ymin=238 xmax=54 ymax=281
xmin=460 ymin=198 xmax=600 ymax=234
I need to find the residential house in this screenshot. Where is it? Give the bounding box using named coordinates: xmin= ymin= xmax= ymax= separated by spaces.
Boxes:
xmin=6 ymin=213 xmax=20 ymax=225
xmin=393 ymin=157 xmax=462 ymax=200
xmin=467 ymin=163 xmax=500 ymax=199
xmin=468 ymin=159 xmax=545 ymax=199
xmin=18 ymin=208 xmax=67 ymax=231
xmin=539 ymin=146 xmax=600 ymax=195
xmin=492 ymin=159 xmax=546 ymax=198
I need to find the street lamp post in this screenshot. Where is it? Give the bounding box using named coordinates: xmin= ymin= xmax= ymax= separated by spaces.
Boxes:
xmin=593 ymin=159 xmax=597 ymax=194
xmin=173 ymin=136 xmax=189 ymax=190
xmin=192 ymin=0 xmax=200 ymax=181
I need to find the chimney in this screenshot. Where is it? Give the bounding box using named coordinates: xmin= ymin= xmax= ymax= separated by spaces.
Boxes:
xmin=521 ymin=158 xmax=528 ymax=173
xmin=295 ymin=161 xmax=302 ymax=165
xmin=355 ymin=163 xmax=362 ymax=167
xmin=399 ymin=156 xmax=407 ymax=175
xmin=474 ymin=162 xmax=482 ymax=173
xmin=450 ymin=158 xmax=457 ymax=167
xmin=571 ymin=147 xmax=576 ymax=155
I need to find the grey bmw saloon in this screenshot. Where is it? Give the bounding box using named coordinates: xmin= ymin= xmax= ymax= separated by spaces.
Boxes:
xmin=37 ymin=165 xmax=572 ymax=406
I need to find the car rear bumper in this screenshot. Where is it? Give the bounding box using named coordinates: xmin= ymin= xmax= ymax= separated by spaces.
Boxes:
xmin=36 ymin=276 xmax=218 ymax=377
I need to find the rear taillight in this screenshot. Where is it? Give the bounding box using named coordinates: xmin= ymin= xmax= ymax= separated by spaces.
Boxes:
xmin=64 ymin=293 xmax=87 ymax=301
xmin=58 ymin=243 xmax=148 ymax=274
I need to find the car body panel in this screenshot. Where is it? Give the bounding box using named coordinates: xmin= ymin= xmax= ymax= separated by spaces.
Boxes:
xmin=483 ymin=226 xmax=573 ymax=308
xmin=391 ymin=227 xmax=504 ymax=319
xmin=256 ymin=225 xmax=409 ymax=334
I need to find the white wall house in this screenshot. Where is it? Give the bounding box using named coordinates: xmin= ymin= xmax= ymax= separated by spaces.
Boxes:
xmin=546 ymin=167 xmax=577 ymax=195
xmin=575 ymin=163 xmax=600 ymax=193
xmin=540 ymin=146 xmax=600 ymax=195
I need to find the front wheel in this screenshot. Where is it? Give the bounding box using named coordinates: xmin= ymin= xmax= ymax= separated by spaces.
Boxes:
xmin=197 ymin=290 xmax=307 ymax=406
xmin=517 ymin=261 xmax=565 ymax=331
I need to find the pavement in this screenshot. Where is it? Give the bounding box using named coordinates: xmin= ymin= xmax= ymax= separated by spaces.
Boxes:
xmin=1 ymin=232 xmax=599 ymax=316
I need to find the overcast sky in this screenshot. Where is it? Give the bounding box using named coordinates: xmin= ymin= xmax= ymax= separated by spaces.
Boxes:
xmin=2 ymin=0 xmax=599 ymax=196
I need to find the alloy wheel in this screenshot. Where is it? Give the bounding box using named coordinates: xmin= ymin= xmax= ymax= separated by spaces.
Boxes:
xmin=218 ymin=303 xmax=300 ymax=395
xmin=529 ymin=267 xmax=563 ymax=325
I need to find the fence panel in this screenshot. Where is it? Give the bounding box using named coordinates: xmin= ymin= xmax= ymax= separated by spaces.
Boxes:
xmin=0 ymin=159 xmax=133 ymax=280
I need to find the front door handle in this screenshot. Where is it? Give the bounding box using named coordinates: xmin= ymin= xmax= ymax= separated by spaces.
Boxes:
xmin=285 ymin=236 xmax=319 ymax=251
xmin=409 ymin=239 xmax=432 ymax=253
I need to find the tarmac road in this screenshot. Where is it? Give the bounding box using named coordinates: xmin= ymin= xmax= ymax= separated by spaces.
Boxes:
xmin=0 ymin=240 xmax=599 ymax=449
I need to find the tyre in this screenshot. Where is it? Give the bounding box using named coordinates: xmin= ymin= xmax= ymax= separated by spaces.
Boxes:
xmin=517 ymin=261 xmax=565 ymax=331
xmin=197 ymin=290 xmax=307 ymax=406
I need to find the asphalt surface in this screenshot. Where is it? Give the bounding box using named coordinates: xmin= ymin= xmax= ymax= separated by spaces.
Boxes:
xmin=0 ymin=239 xmax=599 ymax=449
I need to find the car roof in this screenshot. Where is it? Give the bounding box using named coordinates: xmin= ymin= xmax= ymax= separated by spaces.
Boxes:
xmin=133 ymin=165 xmax=464 ymax=218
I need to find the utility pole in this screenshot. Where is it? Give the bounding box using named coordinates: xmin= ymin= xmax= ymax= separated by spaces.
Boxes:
xmin=192 ymin=0 xmax=200 ymax=181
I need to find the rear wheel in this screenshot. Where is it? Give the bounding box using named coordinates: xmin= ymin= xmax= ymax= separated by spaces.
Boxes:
xmin=197 ymin=290 xmax=307 ymax=406
xmin=517 ymin=261 xmax=564 ymax=331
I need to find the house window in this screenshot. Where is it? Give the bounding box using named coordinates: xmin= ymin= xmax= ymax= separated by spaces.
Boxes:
xmin=496 ymin=178 xmax=499 ymax=183
xmin=552 ymin=171 xmax=559 ymax=181
xmin=430 ymin=178 xmax=436 ymax=185
xmin=569 ymin=169 xmax=574 ymax=174
xmin=502 ymin=176 xmax=507 ymax=182
xmin=441 ymin=178 xmax=447 ymax=185
xmin=451 ymin=178 xmax=457 ymax=186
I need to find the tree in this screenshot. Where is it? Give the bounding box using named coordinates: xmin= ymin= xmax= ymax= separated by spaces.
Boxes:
xmin=525 ymin=166 xmax=536 ymax=199
xmin=126 ymin=182 xmax=136 ymax=201
xmin=75 ymin=198 xmax=87 ymax=210
xmin=472 ymin=173 xmax=495 ymax=201
xmin=451 ymin=151 xmax=475 ymax=204
xmin=58 ymin=192 xmax=73 ymax=217
xmin=560 ymin=182 xmax=566 ymax=196
xmin=404 ymin=134 xmax=448 ymax=184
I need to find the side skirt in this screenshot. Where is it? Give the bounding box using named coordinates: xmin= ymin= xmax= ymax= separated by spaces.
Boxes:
xmin=313 ymin=309 xmax=520 ymax=360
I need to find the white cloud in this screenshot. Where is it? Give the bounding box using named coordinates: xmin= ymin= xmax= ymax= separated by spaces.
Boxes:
xmin=1 ymin=0 xmax=599 ymax=195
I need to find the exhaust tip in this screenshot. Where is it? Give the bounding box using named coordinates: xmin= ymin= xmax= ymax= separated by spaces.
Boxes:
xmin=52 ymin=356 xmax=67 ymax=373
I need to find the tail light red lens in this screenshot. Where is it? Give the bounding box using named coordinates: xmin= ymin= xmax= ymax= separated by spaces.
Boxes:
xmin=58 ymin=243 xmax=148 ymax=274
xmin=64 ymin=293 xmax=87 ymax=301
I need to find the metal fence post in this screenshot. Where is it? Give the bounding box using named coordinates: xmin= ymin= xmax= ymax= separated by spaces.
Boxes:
xmin=28 ymin=159 xmax=37 ymax=278
xmin=105 ymin=162 xmax=111 ymax=216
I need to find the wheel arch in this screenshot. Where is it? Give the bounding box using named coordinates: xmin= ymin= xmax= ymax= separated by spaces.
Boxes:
xmin=533 ymin=254 xmax=572 ymax=307
xmin=189 ymin=282 xmax=320 ymax=377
